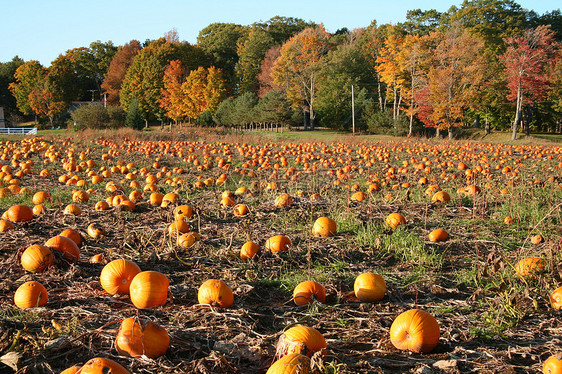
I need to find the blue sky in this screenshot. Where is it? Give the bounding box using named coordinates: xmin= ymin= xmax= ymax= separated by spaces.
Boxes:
xmin=2 ymin=0 xmax=560 ymax=66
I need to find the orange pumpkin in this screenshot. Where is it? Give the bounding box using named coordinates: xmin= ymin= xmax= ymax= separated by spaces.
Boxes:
xmin=543 ymin=354 xmax=562 ymax=374
xmin=515 ymin=257 xmax=546 ymax=277
xmin=59 ymin=229 xmax=83 ymax=247
xmin=549 ymin=287 xmax=562 ymax=310
xmin=173 ymin=205 xmax=193 ymax=219
xmin=72 ymin=190 xmax=89 ymax=202
xmin=385 ymin=213 xmax=406 ymax=229
xmin=233 ymin=204 xmax=249 ymax=216
xmin=32 ymin=204 xmax=46 ymax=215
xmin=240 ymin=241 xmax=259 ymax=261
xmin=78 ymin=357 xmax=130 ymax=374
xmin=129 ymin=271 xmax=169 ymax=309
xmin=531 ymin=234 xmax=544 ymax=245
xmin=87 ymin=223 xmax=106 ymax=239
xmin=3 ymin=205 xmax=33 ymax=222
xmin=293 ymin=280 xmax=326 ymax=306
xmin=94 ymin=201 xmax=110 ymax=211
xmin=353 ymin=272 xmax=386 ymax=302
xmin=431 ymin=191 xmax=450 ymax=203
xmin=350 ymin=191 xmax=366 ymax=202
xmin=161 ymin=192 xmax=180 ymax=207
xmin=100 ymin=259 xmax=141 ymax=295
xmin=266 ymin=353 xmax=311 ymax=374
xmin=198 ymin=279 xmax=234 ymax=308
xmin=265 ymin=235 xmax=291 ymax=253
xmin=274 ymin=193 xmax=293 ymax=208
xmin=168 ymin=219 xmax=190 ymax=236
xmin=115 ymin=317 xmax=170 ymax=359
xmin=149 ymin=192 xmax=164 ymax=206
xmin=428 ymin=229 xmax=449 ymax=242
xmin=63 ymin=203 xmax=82 ymax=215
xmin=32 ymin=191 xmax=51 ymax=205
xmin=311 ymin=217 xmax=337 ymax=238
xmin=14 ymin=281 xmax=48 ymax=309
xmin=89 ymin=254 xmax=105 ymax=264
xmin=389 ymin=309 xmax=440 ymax=353
xmin=45 ymin=235 xmax=80 ymax=262
xmin=21 ymin=244 xmax=54 ymax=273
xmin=0 ymin=219 xmax=14 ymax=233
xmin=277 ymin=325 xmax=326 ymax=357
xmin=177 ymin=232 xmax=197 ymax=248
xmin=221 ymin=195 xmax=236 ymax=207
xmin=504 ymin=216 xmax=514 ymax=224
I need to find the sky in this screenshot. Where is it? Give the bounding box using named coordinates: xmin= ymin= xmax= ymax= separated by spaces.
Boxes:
xmin=2 ymin=0 xmax=560 ymax=66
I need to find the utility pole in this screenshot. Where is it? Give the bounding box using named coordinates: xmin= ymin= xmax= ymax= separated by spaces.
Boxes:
xmin=351 ymin=84 xmax=355 ymax=135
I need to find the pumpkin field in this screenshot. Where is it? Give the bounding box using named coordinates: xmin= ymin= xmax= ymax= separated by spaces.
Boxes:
xmin=0 ymin=129 xmax=561 ymax=374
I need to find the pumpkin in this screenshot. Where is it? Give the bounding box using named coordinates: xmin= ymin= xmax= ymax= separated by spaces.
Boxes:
xmin=544 ymin=354 xmax=562 ymax=374
xmin=32 ymin=191 xmax=51 ymax=205
xmin=3 ymin=205 xmax=33 ymax=222
xmin=531 ymin=234 xmax=544 ymax=245
xmin=277 ymin=325 xmax=326 ymax=357
xmin=63 ymin=203 xmax=82 ymax=215
xmin=78 ymin=357 xmax=130 ymax=374
xmin=515 ymin=257 xmax=546 ymax=277
xmin=60 ymin=229 xmax=83 ymax=247
xmin=45 ymin=235 xmax=80 ymax=262
xmin=266 ymin=353 xmax=311 ymax=374
xmin=14 ymin=281 xmax=48 ymax=309
xmin=100 ymin=259 xmax=141 ymax=295
xmin=354 ymin=272 xmax=386 ymax=302
xmin=240 ymin=241 xmax=259 ymax=261
xmin=72 ymin=190 xmax=89 ymax=202
xmin=504 ymin=216 xmax=514 ymax=224
xmin=431 ymin=191 xmax=450 ymax=203
xmin=265 ymin=235 xmax=291 ymax=253
xmin=149 ymin=192 xmax=163 ymax=206
xmin=129 ymin=271 xmax=169 ymax=309
xmin=177 ymin=232 xmax=197 ymax=248
xmin=94 ymin=201 xmax=110 ymax=211
xmin=89 ymin=254 xmax=105 ymax=264
xmin=293 ymin=280 xmax=326 ymax=306
xmin=198 ymin=279 xmax=234 ymax=308
xmin=32 ymin=204 xmax=46 ymax=215
xmin=87 ymin=223 xmax=106 ymax=239
xmin=350 ymin=191 xmax=366 ymax=202
xmin=161 ymin=192 xmax=179 ymax=207
xmin=21 ymin=244 xmax=54 ymax=273
xmin=390 ymin=309 xmax=440 ymax=353
xmin=173 ymin=205 xmax=193 ymax=219
xmin=233 ymin=204 xmax=249 ymax=216
xmin=221 ymin=196 xmax=236 ymax=207
xmin=311 ymin=217 xmax=337 ymax=238
xmin=428 ymin=229 xmax=449 ymax=242
xmin=168 ymin=219 xmax=190 ymax=236
xmin=549 ymin=287 xmax=562 ymax=310
xmin=0 ymin=219 xmax=14 ymax=232
xmin=115 ymin=317 xmax=170 ymax=359
xmin=274 ymin=193 xmax=293 ymax=208
xmin=385 ymin=213 xmax=406 ymax=229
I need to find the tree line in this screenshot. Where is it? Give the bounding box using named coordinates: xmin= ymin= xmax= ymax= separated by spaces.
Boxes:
xmin=1 ymin=2 xmax=562 ymax=139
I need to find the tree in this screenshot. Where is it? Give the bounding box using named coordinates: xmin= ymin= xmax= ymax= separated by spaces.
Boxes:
xmin=376 ymin=34 xmax=406 ymax=120
xmin=70 ymin=41 xmax=117 ymax=98
xmin=214 ymin=97 xmax=236 ymax=126
xmin=257 ymin=46 xmax=281 ymax=98
xmin=315 ymin=43 xmax=376 ymax=129
xmin=236 ymin=27 xmax=275 ymax=94
xmin=101 ymin=40 xmax=142 ymax=106
xmin=120 ymin=38 xmax=206 ymax=124
xmin=204 ymin=66 xmax=227 ymax=114
xmin=252 ymin=89 xmax=292 ymax=127
xmin=197 ymin=23 xmax=249 ymax=92
xmin=0 ymin=56 xmax=24 ymax=122
xmin=420 ymin=25 xmax=488 ymax=138
xmin=254 ymin=16 xmax=315 ymax=45
xmin=71 ymin=103 xmax=109 ymax=130
xmin=399 ymin=35 xmax=427 ymax=136
xmin=125 ymin=97 xmax=143 ymax=130
xmin=9 ymin=60 xmax=47 ymax=116
xmin=271 ymin=25 xmax=331 ymax=130
xmin=231 ymin=92 xmax=258 ymax=126
xmin=28 ymin=79 xmax=67 ymax=125
xmin=160 ymin=60 xmax=187 ymax=123
xmin=499 ymin=25 xmax=559 ymax=139
xmin=401 ymin=9 xmax=443 ymax=35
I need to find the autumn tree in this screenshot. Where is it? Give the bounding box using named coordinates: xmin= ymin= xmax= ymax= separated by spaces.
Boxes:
xmin=28 ymin=79 xmax=66 ymax=125
xmin=499 ymin=25 xmax=559 ymax=139
xmin=120 ymin=38 xmax=207 ymax=125
xmin=271 ymin=25 xmax=331 ymax=129
xmin=376 ymin=34 xmax=406 ymax=120
xmin=420 ymin=25 xmax=487 ymax=138
xmin=160 ymin=60 xmax=187 ymax=123
xmin=9 ymin=60 xmax=47 ymax=116
xmin=101 ymin=40 xmax=142 ymax=105
xmin=257 ymin=46 xmax=281 ymax=98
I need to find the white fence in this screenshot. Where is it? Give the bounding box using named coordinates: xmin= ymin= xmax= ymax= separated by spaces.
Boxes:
xmin=0 ymin=127 xmax=38 ymax=135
